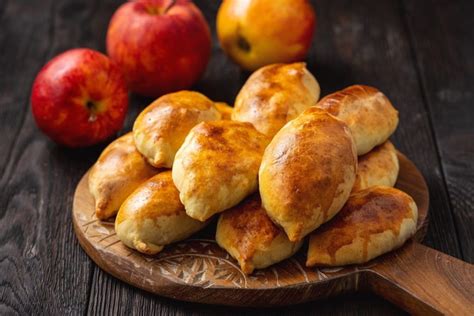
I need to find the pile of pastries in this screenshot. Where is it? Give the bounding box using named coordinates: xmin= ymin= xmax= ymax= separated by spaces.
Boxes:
xmin=88 ymin=62 xmax=418 ymax=274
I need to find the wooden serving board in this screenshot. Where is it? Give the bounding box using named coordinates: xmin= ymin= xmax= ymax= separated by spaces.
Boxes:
xmin=73 ymin=153 xmax=474 ymax=314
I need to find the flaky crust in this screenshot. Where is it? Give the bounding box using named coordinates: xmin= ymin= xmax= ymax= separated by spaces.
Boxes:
xmin=115 ymin=171 xmax=207 ymax=255
xmin=306 ymin=186 xmax=418 ymax=267
xmin=214 ymin=102 xmax=233 ymax=120
xmin=172 ymin=120 xmax=269 ymax=222
xmin=232 ymin=63 xmax=320 ymax=137
xmin=88 ymin=133 xmax=158 ymax=220
xmin=316 ymin=85 xmax=399 ymax=155
xmin=259 ymin=108 xmax=357 ymax=242
xmin=216 ymin=194 xmax=303 ymax=274
xmin=352 ymin=141 xmax=399 ymax=193
xmin=133 ymin=91 xmax=221 ymax=168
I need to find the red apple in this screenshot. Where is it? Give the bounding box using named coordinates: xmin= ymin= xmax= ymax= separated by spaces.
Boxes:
xmin=106 ymin=0 xmax=211 ymax=97
xmin=31 ymin=48 xmax=129 ymax=147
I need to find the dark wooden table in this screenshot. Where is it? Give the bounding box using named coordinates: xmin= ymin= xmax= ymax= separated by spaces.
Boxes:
xmin=1 ymin=0 xmax=472 ymax=314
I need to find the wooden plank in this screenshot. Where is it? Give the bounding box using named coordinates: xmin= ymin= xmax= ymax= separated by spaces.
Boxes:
xmin=0 ymin=0 xmax=51 ymax=175
xmin=88 ymin=271 xmax=405 ymax=315
xmin=0 ymin=0 xmax=117 ymax=314
xmin=401 ymin=0 xmax=474 ymax=262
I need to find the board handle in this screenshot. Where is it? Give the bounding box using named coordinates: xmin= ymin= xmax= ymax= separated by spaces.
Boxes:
xmin=366 ymin=242 xmax=474 ymax=315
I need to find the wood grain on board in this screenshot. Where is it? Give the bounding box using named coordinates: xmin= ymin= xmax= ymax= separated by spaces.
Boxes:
xmin=369 ymin=242 xmax=474 ymax=315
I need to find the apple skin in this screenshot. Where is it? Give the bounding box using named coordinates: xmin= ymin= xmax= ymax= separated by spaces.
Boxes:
xmin=106 ymin=0 xmax=212 ymax=97
xmin=217 ymin=0 xmax=316 ymax=71
xmin=31 ymin=48 xmax=129 ymax=147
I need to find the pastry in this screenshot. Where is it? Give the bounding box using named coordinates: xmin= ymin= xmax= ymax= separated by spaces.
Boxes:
xmin=115 ymin=171 xmax=207 ymax=255
xmin=259 ymin=107 xmax=357 ymax=242
xmin=214 ymin=102 xmax=233 ymax=120
xmin=306 ymin=186 xmax=418 ymax=267
xmin=216 ymin=194 xmax=303 ymax=274
xmin=352 ymin=141 xmax=399 ymax=192
xmin=232 ymin=62 xmax=320 ymax=137
xmin=316 ymin=85 xmax=399 ymax=155
xmin=172 ymin=120 xmax=269 ymax=221
xmin=88 ymin=133 xmax=158 ymax=220
xmin=133 ymin=90 xmax=221 ymax=168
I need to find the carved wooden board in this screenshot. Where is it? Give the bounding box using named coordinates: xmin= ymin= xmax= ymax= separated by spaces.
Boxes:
xmin=72 ymin=153 xmax=474 ymax=314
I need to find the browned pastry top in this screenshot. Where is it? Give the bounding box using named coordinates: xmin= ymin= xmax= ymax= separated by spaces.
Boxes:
xmin=259 ymin=107 xmax=357 ymax=241
xmin=88 ymin=132 xmax=158 ymax=220
xmin=316 ymin=85 xmax=399 ymax=156
xmin=219 ymin=194 xmax=280 ymax=261
xmin=307 ymin=186 xmax=417 ymax=266
xmin=317 ymin=85 xmax=381 ymax=116
xmin=352 ymin=141 xmax=399 ymax=192
xmin=133 ymin=90 xmax=220 ymax=168
xmin=94 ymin=132 xmax=145 ymax=170
xmin=173 ymin=120 xmax=270 ymax=221
xmin=116 ymin=171 xmax=182 ymax=225
xmin=216 ymin=193 xmax=302 ymax=274
xmin=233 ymin=62 xmax=320 ymax=137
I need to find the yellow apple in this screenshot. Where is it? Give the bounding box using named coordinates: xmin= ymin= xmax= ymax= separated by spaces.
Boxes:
xmin=217 ymin=0 xmax=316 ymax=71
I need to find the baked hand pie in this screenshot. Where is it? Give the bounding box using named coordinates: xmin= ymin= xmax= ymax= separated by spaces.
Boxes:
xmin=172 ymin=120 xmax=269 ymax=222
xmin=214 ymin=102 xmax=233 ymax=120
xmin=232 ymin=62 xmax=320 ymax=137
xmin=259 ymin=107 xmax=357 ymax=242
xmin=115 ymin=171 xmax=208 ymax=255
xmin=306 ymin=186 xmax=418 ymax=267
xmin=352 ymin=141 xmax=399 ymax=193
xmin=216 ymin=194 xmax=303 ymax=274
xmin=88 ymin=133 xmax=158 ymax=220
xmin=316 ymin=85 xmax=399 ymax=156
xmin=133 ymin=90 xmax=221 ymax=168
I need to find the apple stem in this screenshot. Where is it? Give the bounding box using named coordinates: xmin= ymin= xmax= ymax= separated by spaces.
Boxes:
xmin=86 ymin=100 xmax=95 ymax=110
xmin=237 ymin=35 xmax=251 ymax=52
xmin=164 ymin=0 xmax=176 ymax=14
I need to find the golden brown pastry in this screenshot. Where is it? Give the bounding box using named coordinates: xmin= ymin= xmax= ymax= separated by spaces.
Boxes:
xmin=352 ymin=141 xmax=399 ymax=192
xmin=172 ymin=120 xmax=269 ymax=222
xmin=306 ymin=186 xmax=418 ymax=267
xmin=133 ymin=91 xmax=221 ymax=168
xmin=316 ymin=85 xmax=399 ymax=156
xmin=88 ymin=133 xmax=158 ymax=220
xmin=259 ymin=107 xmax=357 ymax=242
xmin=214 ymin=102 xmax=233 ymax=120
xmin=232 ymin=62 xmax=320 ymax=137
xmin=115 ymin=171 xmax=207 ymax=255
xmin=216 ymin=194 xmax=303 ymax=274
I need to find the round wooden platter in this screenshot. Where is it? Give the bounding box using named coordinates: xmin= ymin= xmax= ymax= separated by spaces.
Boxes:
xmin=72 ymin=153 xmax=474 ymax=314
